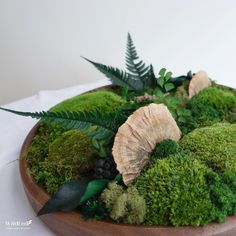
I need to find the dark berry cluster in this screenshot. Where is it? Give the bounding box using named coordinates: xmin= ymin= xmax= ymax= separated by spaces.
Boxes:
xmin=94 ymin=158 xmax=118 ymax=180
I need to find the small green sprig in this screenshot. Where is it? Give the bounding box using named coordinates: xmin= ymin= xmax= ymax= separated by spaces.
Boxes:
xmin=155 ymin=68 xmax=175 ymax=96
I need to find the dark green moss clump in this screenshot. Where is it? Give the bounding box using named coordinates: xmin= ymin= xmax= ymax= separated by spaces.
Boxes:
xmin=135 ymin=154 xmax=212 ymax=226
xmin=100 ymin=182 xmax=146 ymax=224
xmin=180 ymin=123 xmax=236 ymax=172
xmin=151 ymin=139 xmax=180 ymax=160
xmin=206 ymin=171 xmax=236 ymax=223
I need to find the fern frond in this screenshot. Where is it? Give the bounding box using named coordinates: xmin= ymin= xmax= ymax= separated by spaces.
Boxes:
xmin=0 ymin=107 xmax=126 ymax=141
xmin=126 ymin=33 xmax=150 ymax=84
xmin=146 ymin=64 xmax=157 ymax=88
xmin=83 ymin=57 xmax=143 ymax=92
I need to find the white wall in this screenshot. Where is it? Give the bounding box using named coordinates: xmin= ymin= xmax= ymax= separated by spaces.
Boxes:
xmin=0 ymin=0 xmax=236 ymax=105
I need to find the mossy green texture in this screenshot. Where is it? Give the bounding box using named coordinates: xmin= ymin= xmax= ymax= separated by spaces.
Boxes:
xmin=188 ymin=87 xmax=236 ymax=119
xmin=46 ymin=130 xmax=98 ymax=175
xmin=135 ymin=154 xmax=212 ymax=226
xmin=100 ymin=182 xmax=146 ymax=224
xmin=151 ymin=139 xmax=180 ymax=160
xmin=29 ymin=130 xmax=98 ymax=194
xmin=50 ymin=90 xmax=125 ymax=112
xmin=206 ymin=171 xmax=236 ymax=223
xmin=26 ymin=122 xmax=64 ymax=165
xmin=180 ymin=123 xmax=236 ymax=172
xmin=26 ymin=90 xmax=124 ymax=194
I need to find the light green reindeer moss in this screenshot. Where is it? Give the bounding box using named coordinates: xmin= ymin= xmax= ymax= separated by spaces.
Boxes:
xmin=100 ymin=182 xmax=146 ymax=224
xmin=135 ymin=154 xmax=212 ymax=226
xmin=180 ymin=123 xmax=236 ymax=172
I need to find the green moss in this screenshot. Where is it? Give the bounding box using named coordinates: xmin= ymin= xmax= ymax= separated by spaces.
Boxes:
xmin=47 ymin=130 xmax=97 ymax=175
xmin=50 ymin=90 xmax=125 ymax=112
xmin=100 ymin=182 xmax=146 ymax=224
xmin=188 ymin=87 xmax=236 ymax=120
xmin=26 ymin=122 xmax=65 ymax=165
xmin=80 ymin=198 xmax=110 ymax=220
xmin=151 ymin=139 xmax=180 ymax=160
xmin=180 ymin=123 xmax=236 ymax=172
xmin=206 ymin=171 xmax=236 ymax=223
xmin=135 ymin=154 xmax=212 ymax=226
xmin=26 ymin=90 xmax=124 ymax=194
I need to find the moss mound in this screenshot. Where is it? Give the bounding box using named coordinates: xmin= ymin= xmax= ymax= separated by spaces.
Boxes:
xmin=28 ymin=130 xmax=98 ymax=194
xmin=187 ymin=87 xmax=236 ymax=122
xmin=26 ymin=90 xmax=124 ymax=193
xmin=135 ymin=154 xmax=212 ymax=226
xmin=180 ymin=123 xmax=236 ymax=172
xmin=150 ymin=139 xmax=180 ymax=160
xmin=26 ymin=122 xmax=64 ymax=165
xmin=50 ymin=90 xmax=125 ymax=112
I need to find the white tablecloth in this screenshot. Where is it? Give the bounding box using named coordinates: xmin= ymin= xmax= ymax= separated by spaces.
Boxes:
xmin=0 ymin=79 xmax=110 ymax=236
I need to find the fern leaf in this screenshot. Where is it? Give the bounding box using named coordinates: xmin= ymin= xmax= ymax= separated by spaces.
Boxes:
xmin=126 ymin=33 xmax=150 ymax=83
xmin=146 ymin=64 xmax=157 ymax=88
xmin=0 ymin=107 xmax=126 ymax=141
xmin=82 ymin=57 xmax=143 ymax=92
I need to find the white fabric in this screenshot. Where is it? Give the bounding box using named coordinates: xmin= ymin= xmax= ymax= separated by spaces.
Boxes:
xmin=0 ymin=79 xmax=110 ymax=236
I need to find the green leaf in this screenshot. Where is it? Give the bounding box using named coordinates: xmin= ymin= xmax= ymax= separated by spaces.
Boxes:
xmin=91 ymin=138 xmax=100 ymax=149
xmin=115 ymin=173 xmax=122 ymax=183
xmin=159 ymin=68 xmax=166 ymax=77
xmin=155 ymin=89 xmax=164 ymax=97
xmin=164 ymin=83 xmax=175 ymax=92
xmin=157 ymin=77 xmax=164 ymax=88
xmin=80 ymin=179 xmax=109 ymax=204
xmin=165 ymin=72 xmax=172 ymax=81
xmin=83 ymin=57 xmax=143 ymax=92
xmin=37 ymin=180 xmax=87 ymax=216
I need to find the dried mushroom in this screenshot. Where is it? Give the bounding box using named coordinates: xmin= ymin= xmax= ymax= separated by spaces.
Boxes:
xmin=112 ymin=103 xmax=181 ymax=185
xmin=188 ymin=70 xmax=212 ymax=99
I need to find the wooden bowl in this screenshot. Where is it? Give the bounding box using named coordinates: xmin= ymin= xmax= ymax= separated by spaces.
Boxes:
xmin=19 ymin=124 xmax=236 ymax=236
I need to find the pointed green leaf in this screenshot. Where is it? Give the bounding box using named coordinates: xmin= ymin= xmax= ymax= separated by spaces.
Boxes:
xmin=80 ymin=179 xmax=109 ymax=204
xmin=37 ymin=180 xmax=87 ymax=216
xmin=165 ymin=72 xmax=172 ymax=81
xmin=155 ymin=89 xmax=165 ymax=97
xmin=159 ymin=68 xmax=166 ymax=77
xmin=164 ymin=82 xmax=175 ymax=92
xmin=157 ymin=77 xmax=164 ymax=88
xmin=115 ymin=174 xmax=122 ymax=183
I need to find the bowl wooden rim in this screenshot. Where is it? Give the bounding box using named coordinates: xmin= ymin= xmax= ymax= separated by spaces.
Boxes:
xmin=19 ymin=85 xmax=236 ymax=236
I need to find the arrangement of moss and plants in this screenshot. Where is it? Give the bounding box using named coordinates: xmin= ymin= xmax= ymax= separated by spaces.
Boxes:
xmin=1 ymin=33 xmax=236 ymax=227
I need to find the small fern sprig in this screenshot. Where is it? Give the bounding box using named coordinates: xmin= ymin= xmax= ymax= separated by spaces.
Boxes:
xmin=0 ymin=107 xmax=126 ymax=141
xmin=125 ymin=33 xmax=150 ymax=87
xmin=82 ymin=57 xmax=143 ymax=92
